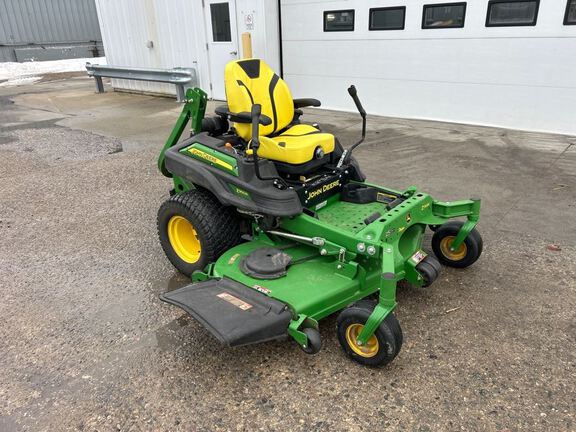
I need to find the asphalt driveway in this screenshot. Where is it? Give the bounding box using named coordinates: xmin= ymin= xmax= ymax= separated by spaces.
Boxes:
xmin=0 ymin=77 xmax=574 ymax=431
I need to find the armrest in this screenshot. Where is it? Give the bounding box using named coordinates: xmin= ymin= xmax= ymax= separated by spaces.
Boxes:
xmin=215 ymin=105 xmax=271 ymax=125
xmin=293 ymin=98 xmax=321 ymax=109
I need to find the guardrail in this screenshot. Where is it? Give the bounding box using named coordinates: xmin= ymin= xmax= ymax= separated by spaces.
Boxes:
xmin=85 ymin=63 xmax=198 ymax=102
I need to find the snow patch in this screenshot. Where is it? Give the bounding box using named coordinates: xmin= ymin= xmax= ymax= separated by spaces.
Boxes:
xmin=0 ymin=57 xmax=106 ymax=87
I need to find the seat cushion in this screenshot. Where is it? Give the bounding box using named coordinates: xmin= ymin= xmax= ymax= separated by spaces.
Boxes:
xmin=255 ymin=124 xmax=335 ymax=165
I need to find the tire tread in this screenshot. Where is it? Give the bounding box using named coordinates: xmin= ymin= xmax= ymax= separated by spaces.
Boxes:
xmin=157 ymin=188 xmax=242 ymax=276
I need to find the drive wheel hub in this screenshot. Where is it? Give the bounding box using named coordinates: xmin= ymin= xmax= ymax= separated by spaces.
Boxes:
xmin=167 ymin=215 xmax=201 ymax=263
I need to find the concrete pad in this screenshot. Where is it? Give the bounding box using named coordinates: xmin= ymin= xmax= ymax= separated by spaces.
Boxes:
xmin=0 ymin=78 xmax=574 ymax=431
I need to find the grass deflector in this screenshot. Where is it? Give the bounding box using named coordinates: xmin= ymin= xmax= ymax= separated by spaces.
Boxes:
xmin=156 ymin=59 xmax=483 ymax=367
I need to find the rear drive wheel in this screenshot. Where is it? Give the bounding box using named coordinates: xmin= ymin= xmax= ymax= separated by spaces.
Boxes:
xmin=432 ymin=221 xmax=483 ymax=268
xmin=157 ymin=189 xmax=242 ymax=277
xmin=337 ymin=300 xmax=402 ymax=367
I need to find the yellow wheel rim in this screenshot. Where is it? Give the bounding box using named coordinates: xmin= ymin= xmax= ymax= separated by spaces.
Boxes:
xmin=439 ymin=236 xmax=467 ymax=261
xmin=167 ymin=215 xmax=201 ymax=264
xmin=345 ymin=324 xmax=379 ymax=358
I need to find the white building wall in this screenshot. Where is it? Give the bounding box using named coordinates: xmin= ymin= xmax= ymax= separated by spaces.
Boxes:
xmin=94 ymin=0 xmax=210 ymax=96
xmin=236 ymin=0 xmax=281 ymax=73
xmin=281 ymin=0 xmax=576 ymax=136
xmin=94 ymin=0 xmax=279 ymax=98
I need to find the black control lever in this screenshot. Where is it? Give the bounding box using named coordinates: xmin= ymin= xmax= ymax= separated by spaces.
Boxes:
xmin=250 ymin=104 xmax=287 ymax=188
xmin=337 ymin=85 xmax=367 ymax=168
xmin=348 ymin=85 xmax=367 ymax=119
xmin=251 ymin=103 xmax=261 ymax=151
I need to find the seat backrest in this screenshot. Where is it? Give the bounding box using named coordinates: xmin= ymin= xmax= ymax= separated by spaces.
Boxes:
xmin=225 ymin=59 xmax=294 ymax=141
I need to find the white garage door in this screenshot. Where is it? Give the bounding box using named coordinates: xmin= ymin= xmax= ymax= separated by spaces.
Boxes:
xmin=280 ymin=0 xmax=576 ymax=135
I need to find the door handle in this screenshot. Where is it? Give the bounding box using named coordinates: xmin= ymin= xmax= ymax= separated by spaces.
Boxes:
xmin=230 ymin=51 xmax=238 ymax=55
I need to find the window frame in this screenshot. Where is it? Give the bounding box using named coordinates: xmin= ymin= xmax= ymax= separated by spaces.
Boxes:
xmin=565 ymin=0 xmax=576 ymax=25
xmin=369 ymin=6 xmax=406 ymax=31
xmin=422 ymin=2 xmax=467 ymax=29
xmin=485 ymin=0 xmax=540 ymax=28
xmin=323 ymin=9 xmax=355 ymax=32
xmin=209 ymin=2 xmax=232 ymax=42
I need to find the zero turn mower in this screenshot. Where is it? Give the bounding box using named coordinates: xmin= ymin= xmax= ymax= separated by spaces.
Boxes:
xmin=156 ymin=59 xmax=482 ymax=366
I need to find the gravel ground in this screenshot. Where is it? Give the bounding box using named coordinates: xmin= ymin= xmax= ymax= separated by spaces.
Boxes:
xmin=0 ymin=78 xmax=574 ymax=431
xmin=1 ymin=126 xmax=121 ymax=160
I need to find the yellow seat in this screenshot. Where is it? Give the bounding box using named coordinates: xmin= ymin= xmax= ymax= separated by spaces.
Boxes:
xmin=224 ymin=59 xmax=335 ymax=165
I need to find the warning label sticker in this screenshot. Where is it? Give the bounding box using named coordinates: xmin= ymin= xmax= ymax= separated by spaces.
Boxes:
xmin=253 ymin=284 xmax=271 ymax=295
xmin=217 ymin=292 xmax=253 ymax=310
xmin=410 ymin=250 xmax=427 ymax=265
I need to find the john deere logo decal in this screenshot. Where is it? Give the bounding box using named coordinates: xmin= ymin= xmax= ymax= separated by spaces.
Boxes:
xmin=188 ymin=148 xmax=234 ymax=171
xmin=181 ymin=143 xmax=238 ymax=176
xmin=406 ymin=213 xmax=412 ymax=223
xmin=307 ymin=179 xmax=340 ymax=200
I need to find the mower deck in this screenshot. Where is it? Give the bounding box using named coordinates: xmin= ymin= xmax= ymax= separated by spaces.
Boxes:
xmin=212 ymin=240 xmax=378 ymax=321
xmin=166 ymin=189 xmax=480 ymax=346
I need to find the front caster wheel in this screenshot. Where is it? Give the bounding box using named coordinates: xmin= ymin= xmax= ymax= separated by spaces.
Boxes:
xmin=416 ymin=256 xmax=441 ymax=287
xmin=432 ymin=221 xmax=483 ymax=268
xmin=336 ymin=300 xmax=402 ymax=367
xmin=299 ymin=328 xmax=322 ymax=354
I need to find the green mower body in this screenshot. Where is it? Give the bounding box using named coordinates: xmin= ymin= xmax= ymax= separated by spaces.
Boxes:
xmin=156 ymin=87 xmax=483 ymax=367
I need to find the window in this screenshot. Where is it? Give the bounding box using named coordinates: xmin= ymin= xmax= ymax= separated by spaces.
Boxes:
xmin=210 ymin=3 xmax=231 ymax=42
xmin=422 ymin=3 xmax=466 ymax=29
xmin=324 ymin=10 xmax=355 ymax=32
xmin=486 ymin=0 xmax=539 ymax=27
xmin=369 ymin=7 xmax=406 ymax=30
xmin=565 ymin=0 xmax=576 ymax=25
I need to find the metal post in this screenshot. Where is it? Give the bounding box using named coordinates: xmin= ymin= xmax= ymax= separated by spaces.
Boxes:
xmin=241 ymin=32 xmax=253 ymax=58
xmin=94 ymin=76 xmax=105 ymax=93
xmin=175 ymin=84 xmax=185 ymax=103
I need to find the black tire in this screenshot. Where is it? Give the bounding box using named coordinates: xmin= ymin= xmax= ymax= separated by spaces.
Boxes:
xmin=416 ymin=259 xmax=440 ymax=287
xmin=428 ymin=224 xmax=441 ymax=232
xmin=337 ymin=300 xmax=403 ymax=367
xmin=300 ymin=327 xmax=322 ymax=355
xmin=431 ymin=221 xmax=483 ymax=268
xmin=349 ymin=300 xmax=403 ymax=351
xmin=157 ymin=189 xmax=242 ymax=277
